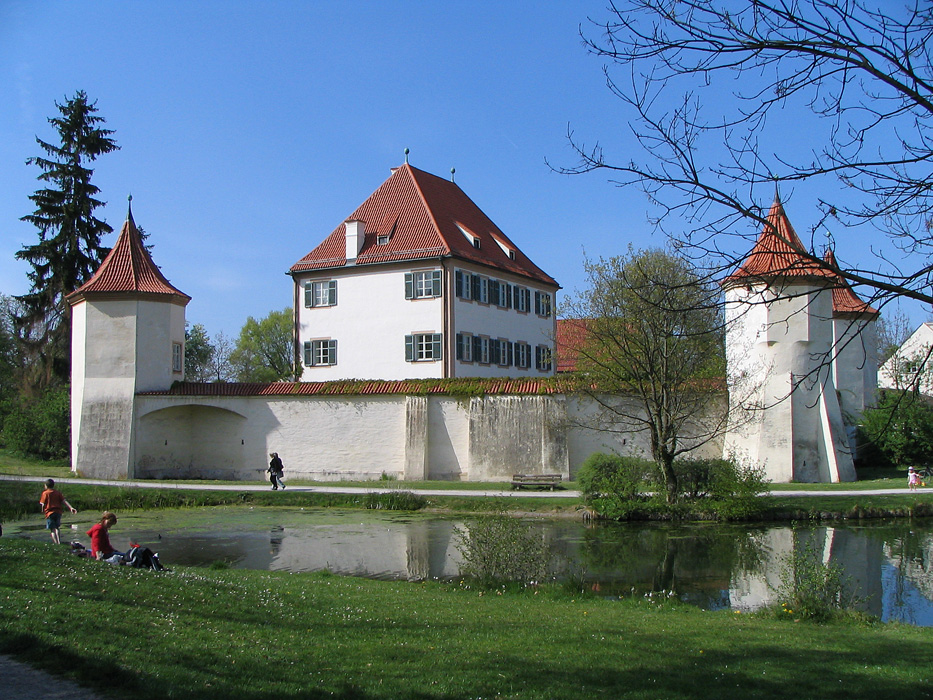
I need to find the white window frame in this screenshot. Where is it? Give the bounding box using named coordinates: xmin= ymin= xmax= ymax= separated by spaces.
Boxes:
xmin=405 ymin=333 xmax=443 ymax=362
xmin=535 ymin=291 xmax=552 ymax=317
xmin=535 ymin=344 xmax=552 ymax=372
xmin=405 ymin=270 xmax=442 ymax=300
xmin=456 ymin=332 xmax=473 ymax=362
xmin=306 ymin=280 xmax=337 ymax=308
xmin=515 ymin=342 xmax=531 ymax=369
xmin=304 ymin=339 xmax=337 ymax=366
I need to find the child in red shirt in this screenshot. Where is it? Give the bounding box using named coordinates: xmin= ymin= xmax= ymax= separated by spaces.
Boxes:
xmin=86 ymin=511 xmax=123 ymax=563
xmin=39 ymin=478 xmax=77 ymax=545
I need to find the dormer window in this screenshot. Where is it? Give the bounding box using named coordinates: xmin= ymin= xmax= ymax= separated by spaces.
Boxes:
xmin=378 ymin=234 xmax=390 ymax=245
xmin=493 ymin=236 xmax=514 ymax=259
xmin=457 ymin=223 xmax=481 ymax=249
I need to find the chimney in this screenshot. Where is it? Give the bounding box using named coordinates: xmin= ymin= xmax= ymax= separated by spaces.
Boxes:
xmin=345 ymin=220 xmax=365 ymax=262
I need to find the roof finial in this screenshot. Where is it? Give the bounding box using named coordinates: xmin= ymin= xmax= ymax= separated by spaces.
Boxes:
xmin=450 ymin=167 xmax=456 ymax=182
xmin=773 ymin=176 xmax=781 ymax=204
xmin=126 ymin=193 xmax=134 ymax=222
xmin=404 ymin=147 xmax=409 ymax=164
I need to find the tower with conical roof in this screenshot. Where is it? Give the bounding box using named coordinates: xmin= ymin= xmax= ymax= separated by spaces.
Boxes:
xmin=66 ymin=199 xmax=190 ymax=478
xmin=721 ymin=195 xmax=856 ymax=482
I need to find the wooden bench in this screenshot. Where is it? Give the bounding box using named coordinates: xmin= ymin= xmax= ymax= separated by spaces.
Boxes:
xmin=511 ymin=474 xmax=563 ymax=491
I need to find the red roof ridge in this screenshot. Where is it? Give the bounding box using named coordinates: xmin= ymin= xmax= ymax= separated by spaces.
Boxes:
xmin=405 ymin=164 xmax=452 ymax=257
xmin=67 ymin=202 xmax=190 ymax=304
xmin=723 ymin=195 xmax=834 ymax=286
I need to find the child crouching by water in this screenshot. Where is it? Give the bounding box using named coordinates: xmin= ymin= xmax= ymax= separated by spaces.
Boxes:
xmin=86 ymin=511 xmax=124 ymax=563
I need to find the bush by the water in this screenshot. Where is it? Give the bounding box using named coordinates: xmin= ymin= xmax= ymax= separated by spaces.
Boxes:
xmin=455 ymin=515 xmax=556 ymax=587
xmin=577 ymin=452 xmax=768 ymax=521
xmin=771 ymin=527 xmax=860 ymax=622
xmin=362 ymin=490 xmax=427 ymax=510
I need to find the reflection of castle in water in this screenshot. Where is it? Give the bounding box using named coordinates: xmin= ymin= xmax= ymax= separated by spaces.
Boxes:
xmin=145 ymin=517 xmax=929 ymax=622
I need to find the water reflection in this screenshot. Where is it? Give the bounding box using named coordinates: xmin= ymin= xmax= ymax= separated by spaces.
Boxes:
xmin=9 ymin=511 xmax=933 ymax=625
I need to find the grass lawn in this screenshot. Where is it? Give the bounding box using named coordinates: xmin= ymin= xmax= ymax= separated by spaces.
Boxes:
xmin=0 ymin=538 xmax=930 ymax=700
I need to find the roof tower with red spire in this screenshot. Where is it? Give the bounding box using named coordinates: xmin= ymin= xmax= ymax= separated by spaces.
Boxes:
xmin=723 ymin=194 xmax=835 ymax=286
xmin=823 ymin=248 xmax=879 ymax=317
xmin=67 ymin=198 xmax=190 ymax=305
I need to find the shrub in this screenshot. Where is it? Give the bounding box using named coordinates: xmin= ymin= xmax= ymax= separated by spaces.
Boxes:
xmin=771 ymin=528 xmax=860 ymax=622
xmin=455 ymin=515 xmax=555 ymax=587
xmin=362 ymin=490 xmax=427 ymax=511
xmin=1 ymin=387 xmax=70 ymax=460
xmin=577 ymin=452 xmax=654 ymax=502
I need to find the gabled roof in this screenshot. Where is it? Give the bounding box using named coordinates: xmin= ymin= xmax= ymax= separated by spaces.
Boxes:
xmin=67 ymin=202 xmax=190 ymax=305
xmin=723 ymin=195 xmax=835 ymax=286
xmin=290 ymin=163 xmax=558 ymax=287
xmin=824 ymin=248 xmax=879 ymax=317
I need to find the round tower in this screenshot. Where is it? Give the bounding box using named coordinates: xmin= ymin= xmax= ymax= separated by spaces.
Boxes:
xmin=66 ymin=199 xmax=190 ymax=478
xmin=722 ymin=195 xmax=856 ymax=482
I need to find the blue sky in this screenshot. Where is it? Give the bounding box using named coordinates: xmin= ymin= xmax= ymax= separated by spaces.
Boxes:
xmin=1 ymin=1 xmax=922 ymax=338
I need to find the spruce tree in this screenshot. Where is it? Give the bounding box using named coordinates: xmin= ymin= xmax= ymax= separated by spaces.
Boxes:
xmin=15 ymin=90 xmax=119 ymax=389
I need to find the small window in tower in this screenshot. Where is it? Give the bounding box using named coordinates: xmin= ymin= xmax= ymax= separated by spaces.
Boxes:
xmin=172 ymin=342 xmax=183 ymax=373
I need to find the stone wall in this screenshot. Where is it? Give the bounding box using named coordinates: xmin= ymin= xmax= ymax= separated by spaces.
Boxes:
xmin=127 ymin=391 xmax=724 ymax=482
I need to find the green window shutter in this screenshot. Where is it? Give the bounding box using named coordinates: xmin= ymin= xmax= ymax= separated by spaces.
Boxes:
xmin=329 ymin=280 xmax=337 ymax=305
xmin=432 ymin=270 xmax=442 ymax=297
xmin=331 ymin=340 xmax=337 ymax=365
xmin=304 ymin=283 xmax=313 ymax=307
xmin=455 ymin=333 xmax=463 ymax=360
xmin=303 ymin=342 xmax=312 ymax=366
xmin=455 ymin=270 xmax=463 ymax=298
xmin=405 ymin=335 xmax=414 ymax=362
xmin=432 ymin=334 xmax=442 ymax=360
xmin=405 ymin=273 xmax=414 ymax=300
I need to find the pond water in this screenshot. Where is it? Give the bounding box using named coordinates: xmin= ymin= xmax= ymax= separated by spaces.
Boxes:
xmin=9 ymin=508 xmax=933 ymax=626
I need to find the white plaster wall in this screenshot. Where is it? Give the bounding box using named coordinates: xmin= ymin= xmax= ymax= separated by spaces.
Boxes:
xmin=136 ymin=300 xmax=187 ymax=392
xmin=833 ymin=316 xmax=877 ymax=418
xmin=449 ymin=262 xmax=558 ymax=378
xmin=296 ymin=264 xmax=445 ymax=381
xmin=426 ymin=398 xmax=470 ymax=480
xmin=71 ymin=301 xmax=88 ymax=466
xmin=136 ymin=394 xmax=407 ymax=480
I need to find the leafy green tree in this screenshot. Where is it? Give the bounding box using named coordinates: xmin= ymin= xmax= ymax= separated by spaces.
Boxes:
xmin=184 ymin=323 xmax=214 ymax=382
xmin=563 ymin=248 xmax=726 ymax=502
xmin=230 ymin=309 xmax=295 ymax=382
xmin=15 ymin=90 xmax=118 ymax=389
xmin=858 ymin=390 xmax=933 ymax=470
xmin=0 ymin=296 xmax=24 ymax=437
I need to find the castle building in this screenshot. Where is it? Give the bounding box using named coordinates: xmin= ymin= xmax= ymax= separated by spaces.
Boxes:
xmin=289 ymin=164 xmax=559 ymax=380
xmin=66 ymin=176 xmax=877 ymax=483
xmin=721 ymin=194 xmax=876 ymax=482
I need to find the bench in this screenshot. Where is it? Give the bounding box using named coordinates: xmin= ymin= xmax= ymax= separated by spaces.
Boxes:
xmin=511 ymin=474 xmax=563 ymax=491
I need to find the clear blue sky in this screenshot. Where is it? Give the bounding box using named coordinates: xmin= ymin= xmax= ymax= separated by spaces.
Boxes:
xmin=0 ymin=1 xmax=921 ymax=338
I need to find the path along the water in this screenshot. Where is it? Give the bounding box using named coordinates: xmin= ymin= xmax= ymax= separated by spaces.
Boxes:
xmin=2 ymin=473 xmax=930 ymax=497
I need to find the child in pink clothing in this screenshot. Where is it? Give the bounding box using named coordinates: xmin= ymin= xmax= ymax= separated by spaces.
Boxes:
xmin=908 ymin=467 xmax=922 ymax=491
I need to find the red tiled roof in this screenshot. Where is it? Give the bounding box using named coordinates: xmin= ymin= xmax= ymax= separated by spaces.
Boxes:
xmin=290 ymin=164 xmax=558 ymax=287
xmin=556 ymin=318 xmax=589 ymax=373
xmin=141 ymin=377 xmax=574 ymax=397
xmin=723 ymin=196 xmax=835 ymax=286
xmin=824 ymin=249 xmax=879 ymax=317
xmin=67 ymin=205 xmax=190 ymax=304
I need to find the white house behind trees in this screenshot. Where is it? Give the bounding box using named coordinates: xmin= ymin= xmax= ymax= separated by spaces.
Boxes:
xmin=879 ymin=323 xmax=933 ymax=395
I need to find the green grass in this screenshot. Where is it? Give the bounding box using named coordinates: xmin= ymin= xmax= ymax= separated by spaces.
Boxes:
xmin=0 ymin=448 xmax=71 ymax=478
xmin=0 ymin=538 xmax=929 ymax=700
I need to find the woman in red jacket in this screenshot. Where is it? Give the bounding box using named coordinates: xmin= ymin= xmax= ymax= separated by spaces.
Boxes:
xmin=86 ymin=511 xmax=123 ymax=563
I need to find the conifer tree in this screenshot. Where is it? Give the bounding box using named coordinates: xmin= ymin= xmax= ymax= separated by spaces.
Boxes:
xmin=15 ymin=91 xmax=119 ymax=389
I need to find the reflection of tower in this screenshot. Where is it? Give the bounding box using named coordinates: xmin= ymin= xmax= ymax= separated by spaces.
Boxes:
xmin=722 ymin=195 xmax=855 ymax=482
xmin=729 ymin=526 xmax=883 ymax=617
xmin=67 ymin=199 xmax=190 ymax=478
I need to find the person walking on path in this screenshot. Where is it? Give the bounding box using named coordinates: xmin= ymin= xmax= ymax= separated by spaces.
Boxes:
xmin=39 ymin=479 xmax=77 ymax=545
xmin=267 ymin=453 xmax=285 ymax=490
xmin=908 ymin=467 xmax=922 ymax=491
